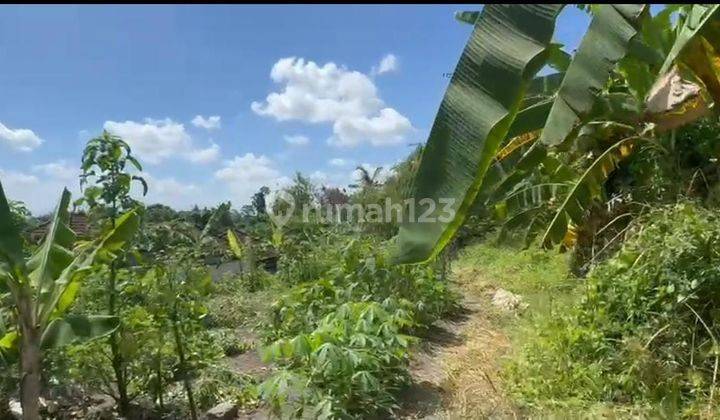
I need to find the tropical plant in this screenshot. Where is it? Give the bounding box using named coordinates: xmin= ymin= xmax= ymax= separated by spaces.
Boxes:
xmin=78 ymin=130 xmax=147 ymax=416
xmin=507 ymin=203 xmax=720 ymax=415
xmin=140 ymin=264 xmax=214 ymax=420
xmin=0 ymin=181 xmax=139 ymax=420
xmin=395 ymin=4 xmax=720 ymax=263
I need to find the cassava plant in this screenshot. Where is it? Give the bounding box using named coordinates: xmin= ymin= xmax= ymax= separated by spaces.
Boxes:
xmin=78 ymin=130 xmax=147 ymax=416
xmin=141 ymin=264 xmax=213 ymax=420
xmin=0 ymin=180 xmax=139 ymax=420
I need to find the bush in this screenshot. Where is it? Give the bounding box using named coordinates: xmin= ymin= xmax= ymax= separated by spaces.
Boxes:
xmin=260 ymin=302 xmax=414 ymax=418
xmin=258 ymin=236 xmax=458 ymax=416
xmin=506 ymin=203 xmax=720 ymax=416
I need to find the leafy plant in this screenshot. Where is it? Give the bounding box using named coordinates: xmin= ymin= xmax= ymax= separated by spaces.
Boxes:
xmin=77 ymin=130 xmax=147 ymax=416
xmin=0 ymin=181 xmax=139 ymax=420
xmin=397 ymin=4 xmax=720 ymax=262
xmin=261 ymin=302 xmax=414 ymax=418
xmin=507 ymin=203 xmax=720 ymax=415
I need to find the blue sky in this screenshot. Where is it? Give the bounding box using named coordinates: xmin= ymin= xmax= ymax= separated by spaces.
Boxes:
xmin=0 ymin=5 xmax=591 ymax=214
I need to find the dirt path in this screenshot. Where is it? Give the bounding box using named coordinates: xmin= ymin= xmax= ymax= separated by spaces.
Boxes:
xmin=399 ymin=265 xmax=519 ymax=419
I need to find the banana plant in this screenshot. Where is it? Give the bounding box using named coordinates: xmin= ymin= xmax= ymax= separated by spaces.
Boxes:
xmin=396 ymin=4 xmax=720 ymax=263
xmin=0 ymin=180 xmax=139 ymax=420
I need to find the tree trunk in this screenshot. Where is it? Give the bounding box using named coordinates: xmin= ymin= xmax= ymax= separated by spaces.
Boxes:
xmin=17 ymin=292 xmax=41 ymax=420
xmin=171 ymin=312 xmax=197 ymax=420
xmin=108 ymin=261 xmax=130 ymax=417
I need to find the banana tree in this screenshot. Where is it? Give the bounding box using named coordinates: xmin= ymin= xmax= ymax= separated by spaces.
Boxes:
xmin=0 ymin=180 xmax=140 ymax=419
xmin=395 ymin=4 xmax=720 ymax=263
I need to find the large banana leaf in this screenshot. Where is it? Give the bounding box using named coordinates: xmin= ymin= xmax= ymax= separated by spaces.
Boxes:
xmin=0 ymin=180 xmax=25 ymax=273
xmin=27 ymin=189 xmax=75 ymax=293
xmin=393 ymin=5 xmax=563 ymax=264
xmin=40 ymin=208 xmax=141 ymax=325
xmin=660 ymin=5 xmax=720 ymax=75
xmin=539 ymin=4 xmax=648 ymax=146
xmin=541 ymin=136 xmax=637 ymax=248
xmin=661 ymin=5 xmax=720 ymax=105
xmin=41 ymin=314 xmax=119 ymax=349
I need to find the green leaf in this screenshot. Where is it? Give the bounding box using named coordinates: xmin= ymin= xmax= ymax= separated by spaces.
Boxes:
xmin=393 ymin=5 xmax=563 ymax=264
xmin=0 ymin=180 xmax=25 ymax=272
xmin=454 ymin=11 xmax=480 ymax=26
xmin=659 ymin=5 xmax=719 ymax=75
xmin=546 ymin=43 xmax=571 ymax=72
xmin=27 ymin=189 xmax=76 ymax=292
xmin=541 ymin=137 xmax=637 ymax=249
xmin=0 ymin=331 xmax=18 ymax=350
xmin=227 ymin=229 xmax=244 ymax=260
xmin=127 ymin=155 xmax=143 ymax=172
xmin=133 ymin=175 xmax=148 ymax=196
xmin=39 ymin=209 xmax=140 ymax=324
xmin=539 ymin=4 xmax=648 ymax=146
xmin=92 ymin=209 xmax=141 ymax=264
xmin=41 ymin=314 xmax=119 ymax=349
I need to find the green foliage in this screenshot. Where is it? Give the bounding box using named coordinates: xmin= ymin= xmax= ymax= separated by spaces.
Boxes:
xmin=507 ymin=203 xmax=720 ymax=415
xmin=0 ymin=182 xmax=140 ymax=418
xmin=394 ymin=4 xmax=564 ymax=263
xmin=259 ymin=234 xmax=457 ymax=417
xmin=261 ymin=302 xmax=413 ymax=418
xmin=78 ymin=130 xmax=147 ymax=215
xmin=194 ymin=367 xmax=258 ymax=411
xmin=8 ymin=200 xmax=31 ymax=233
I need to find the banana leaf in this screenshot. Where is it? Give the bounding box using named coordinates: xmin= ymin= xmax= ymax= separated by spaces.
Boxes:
xmin=540 ymin=4 xmax=648 ymax=146
xmin=393 ymin=4 xmax=563 ymax=263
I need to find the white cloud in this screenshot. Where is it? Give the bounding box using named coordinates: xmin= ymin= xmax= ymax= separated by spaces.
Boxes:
xmin=0 ymin=122 xmax=43 ymax=152
xmin=140 ymin=173 xmax=214 ymax=209
xmin=372 ymin=54 xmax=399 ymax=75
xmin=103 ymin=118 xmax=220 ymax=164
xmin=329 ymin=158 xmax=348 ymax=167
xmin=187 ymin=142 xmax=220 ymax=164
xmin=214 ymin=153 xmax=290 ymax=205
xmin=32 ymin=160 xmax=78 ymax=181
xmin=252 ymin=57 xmax=413 ymax=147
xmin=191 ymin=115 xmax=221 ymax=130
xmin=284 ymin=134 xmax=310 ymax=146
xmin=309 ymin=170 xmax=328 ymax=183
xmin=0 ymin=168 xmax=81 ymax=215
xmin=329 ymin=108 xmax=411 ymax=147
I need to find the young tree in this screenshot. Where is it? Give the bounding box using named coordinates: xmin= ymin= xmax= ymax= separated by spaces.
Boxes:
xmin=78 ymin=130 xmax=147 ymax=416
xmin=0 ymin=182 xmax=139 ymax=420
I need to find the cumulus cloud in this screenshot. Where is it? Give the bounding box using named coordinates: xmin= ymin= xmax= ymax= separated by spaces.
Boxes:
xmin=103 ymin=118 xmax=219 ymax=164
xmin=329 ymin=108 xmax=411 ymax=147
xmin=284 ymin=134 xmax=310 ymax=146
xmin=251 ymin=57 xmax=413 ymax=147
xmin=139 ymin=173 xmax=215 ymax=209
xmin=214 ymin=153 xmax=290 ymax=204
xmin=191 ymin=115 xmax=221 ymax=130
xmin=0 ymin=167 xmax=80 ymax=215
xmin=0 ymin=122 xmax=43 ymax=152
xmin=32 ymin=160 xmax=78 ymax=181
xmin=187 ymin=142 xmax=221 ymax=164
xmin=372 ymin=54 xmax=399 ymax=75
xmin=329 ymin=158 xmax=348 ymax=167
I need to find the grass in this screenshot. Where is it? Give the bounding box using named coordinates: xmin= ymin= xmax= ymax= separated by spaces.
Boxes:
xmin=442 ymin=241 xmax=577 ymax=417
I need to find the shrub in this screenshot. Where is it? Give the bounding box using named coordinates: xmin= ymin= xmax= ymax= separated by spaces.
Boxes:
xmin=260 ymin=302 xmax=414 ymax=418
xmin=258 ymin=236 xmax=458 ymax=416
xmin=506 ymin=203 xmax=720 ymax=415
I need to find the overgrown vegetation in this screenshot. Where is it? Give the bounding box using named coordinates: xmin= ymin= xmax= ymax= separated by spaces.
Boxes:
xmin=507 ymin=203 xmax=720 ymax=416
xmin=3 ymin=4 xmax=720 ymax=419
